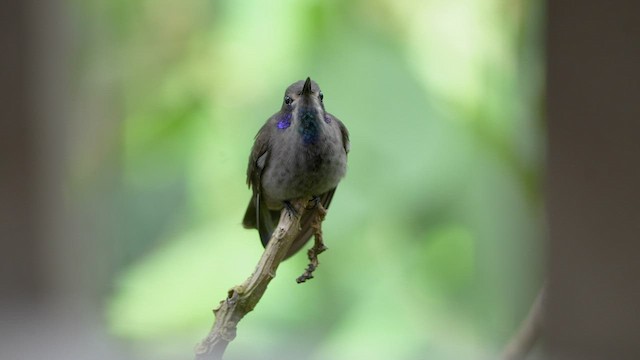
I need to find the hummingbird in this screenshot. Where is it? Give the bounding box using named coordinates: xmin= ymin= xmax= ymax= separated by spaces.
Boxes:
xmin=242 ymin=77 xmax=350 ymax=259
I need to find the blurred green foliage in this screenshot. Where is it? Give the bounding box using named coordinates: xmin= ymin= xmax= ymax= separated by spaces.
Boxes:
xmin=75 ymin=0 xmax=544 ymax=358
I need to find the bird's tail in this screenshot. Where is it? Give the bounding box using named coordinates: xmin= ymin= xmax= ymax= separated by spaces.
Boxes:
xmin=242 ymin=193 xmax=279 ymax=248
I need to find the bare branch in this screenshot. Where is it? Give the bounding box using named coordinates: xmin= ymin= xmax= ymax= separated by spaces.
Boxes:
xmin=194 ymin=199 xmax=308 ymax=360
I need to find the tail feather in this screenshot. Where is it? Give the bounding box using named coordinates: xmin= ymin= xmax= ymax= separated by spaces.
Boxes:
xmin=242 ymin=194 xmax=279 ymax=247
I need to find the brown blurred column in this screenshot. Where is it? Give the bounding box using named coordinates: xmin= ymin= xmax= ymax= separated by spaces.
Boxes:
xmin=1 ymin=1 xmax=127 ymax=358
xmin=0 ymin=0 xmax=44 ymax=303
xmin=546 ymin=0 xmax=640 ymax=359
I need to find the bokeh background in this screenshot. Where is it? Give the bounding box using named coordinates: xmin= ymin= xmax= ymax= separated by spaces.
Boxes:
xmin=2 ymin=0 xmax=545 ymax=359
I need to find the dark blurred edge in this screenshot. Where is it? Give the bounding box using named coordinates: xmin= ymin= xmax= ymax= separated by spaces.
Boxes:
xmin=0 ymin=0 xmax=74 ymax=307
xmin=0 ymin=1 xmax=128 ymax=359
xmin=546 ymin=0 xmax=640 ymax=359
xmin=1 ymin=0 xmax=42 ymax=301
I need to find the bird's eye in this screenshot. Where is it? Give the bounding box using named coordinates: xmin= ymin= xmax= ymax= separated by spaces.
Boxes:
xmin=319 ymin=92 xmax=324 ymax=102
xmin=284 ymin=96 xmax=293 ymax=105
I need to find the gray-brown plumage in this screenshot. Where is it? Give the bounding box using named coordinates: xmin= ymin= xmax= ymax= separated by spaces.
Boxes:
xmin=242 ymin=77 xmax=350 ymax=259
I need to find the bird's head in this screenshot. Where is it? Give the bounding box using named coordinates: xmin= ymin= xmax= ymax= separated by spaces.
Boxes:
xmin=281 ymin=77 xmax=325 ymax=114
xmin=276 ymin=77 xmax=330 ymax=144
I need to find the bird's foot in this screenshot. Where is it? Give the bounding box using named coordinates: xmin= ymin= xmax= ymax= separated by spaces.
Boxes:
xmin=283 ymin=200 xmax=298 ymax=219
xmin=305 ymin=195 xmax=321 ymax=210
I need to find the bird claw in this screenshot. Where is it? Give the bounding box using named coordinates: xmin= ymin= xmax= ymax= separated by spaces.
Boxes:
xmin=283 ymin=200 xmax=298 ymax=218
xmin=305 ymin=196 xmax=321 ymax=210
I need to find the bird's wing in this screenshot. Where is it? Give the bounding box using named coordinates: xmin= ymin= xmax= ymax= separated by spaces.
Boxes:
xmin=327 ymin=113 xmax=350 ymax=154
xmin=246 ymin=118 xmax=274 ymax=190
xmin=243 ymin=115 xmax=279 ymax=244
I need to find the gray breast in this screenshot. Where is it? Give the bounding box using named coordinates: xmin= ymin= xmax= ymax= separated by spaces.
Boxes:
xmin=261 ymin=124 xmax=346 ymax=202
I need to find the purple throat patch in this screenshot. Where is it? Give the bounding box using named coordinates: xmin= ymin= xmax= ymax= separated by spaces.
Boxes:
xmin=277 ymin=113 xmax=292 ymax=129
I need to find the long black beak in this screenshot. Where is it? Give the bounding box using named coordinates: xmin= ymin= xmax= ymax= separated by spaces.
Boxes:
xmin=301 ymin=77 xmax=312 ymax=96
